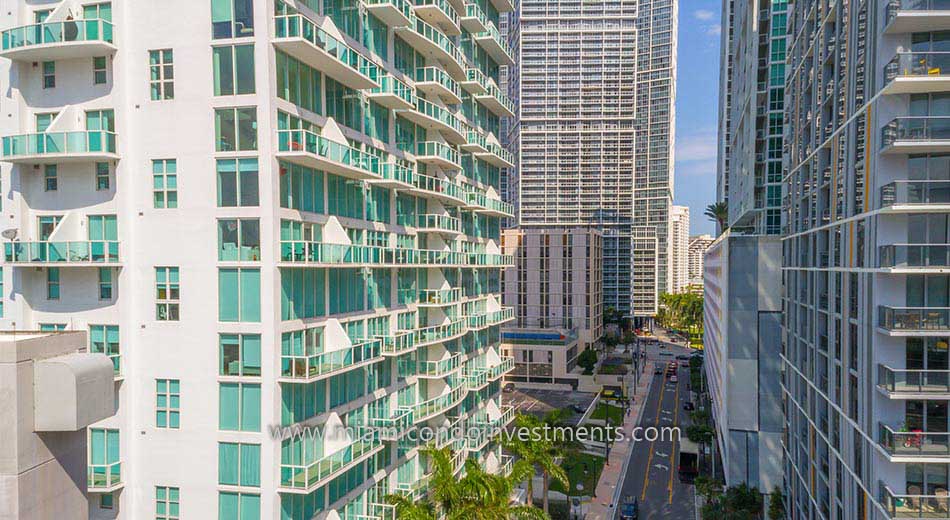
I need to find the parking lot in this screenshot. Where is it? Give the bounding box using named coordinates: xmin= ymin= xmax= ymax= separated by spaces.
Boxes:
xmin=505 ymin=387 xmax=598 ymax=426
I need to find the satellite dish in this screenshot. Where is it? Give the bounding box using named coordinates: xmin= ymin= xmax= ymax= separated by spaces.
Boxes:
xmin=1 ymin=228 xmax=17 ymax=240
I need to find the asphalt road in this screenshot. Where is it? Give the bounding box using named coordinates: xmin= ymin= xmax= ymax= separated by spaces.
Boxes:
xmin=617 ymin=341 xmax=696 ymax=519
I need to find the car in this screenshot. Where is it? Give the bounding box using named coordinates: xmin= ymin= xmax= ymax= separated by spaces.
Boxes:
xmin=680 ymin=361 xmax=690 ymax=367
xmin=676 ymin=355 xmax=690 ymax=360
xmin=620 ymin=496 xmax=639 ymax=519
xmin=670 ymin=375 xmax=678 ymax=383
xmin=658 ymin=342 xmax=667 ymax=348
xmin=571 ymin=404 xmax=586 ymax=413
xmin=670 ymin=338 xmax=678 ymax=343
xmin=683 ymin=402 xmax=695 ymax=411
xmin=654 ymin=368 xmax=664 ymax=375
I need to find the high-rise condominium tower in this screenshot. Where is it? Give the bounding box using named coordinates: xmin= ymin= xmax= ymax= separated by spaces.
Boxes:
xmin=782 ymin=2 xmax=950 ymax=518
xmin=508 ymin=0 xmax=677 ymax=320
xmin=669 ymin=205 xmax=690 ymax=293
xmin=0 ymin=0 xmax=517 ymax=517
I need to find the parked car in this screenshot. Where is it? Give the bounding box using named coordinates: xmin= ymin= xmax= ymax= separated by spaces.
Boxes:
xmin=620 ymin=496 xmax=639 ymax=519
xmin=654 ymin=367 xmax=664 ymax=375
xmin=571 ymin=404 xmax=586 ymax=414
xmin=670 ymin=375 xmax=678 ymax=383
xmin=683 ymin=401 xmax=695 ymax=411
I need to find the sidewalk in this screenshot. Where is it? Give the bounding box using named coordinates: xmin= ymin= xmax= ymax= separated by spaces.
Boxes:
xmin=585 ymin=367 xmax=654 ymax=519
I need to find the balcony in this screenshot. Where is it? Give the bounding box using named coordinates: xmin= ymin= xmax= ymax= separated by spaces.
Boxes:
xmin=467 ymin=308 xmax=515 ymax=330
xmin=363 ymin=0 xmax=414 ymax=28
xmin=369 ymin=162 xmax=416 ymax=190
xmin=273 ymin=14 xmax=378 ymax=90
xmin=416 ymin=214 xmax=462 ymax=236
xmin=880 ymin=423 xmax=950 ymax=461
xmin=410 ymin=173 xmax=468 ymax=205
xmin=276 ymin=129 xmax=381 ymax=180
xmin=367 ymin=73 xmax=416 ymax=111
xmin=418 ymin=287 xmax=463 ymax=306
xmin=461 ymin=68 xmax=489 ymax=95
xmin=473 ymin=22 xmax=514 ymax=66
xmin=278 ymin=339 xmax=382 ymax=383
xmin=412 ymin=0 xmax=461 ymax=36
xmin=465 ymin=189 xmax=515 ymax=217
xmin=881 ymin=180 xmax=950 ymax=210
xmin=378 ymin=330 xmax=419 ymax=356
xmin=883 ymin=52 xmax=950 ymax=94
xmin=880 ymin=244 xmax=950 ymax=272
xmin=487 ymin=357 xmax=514 ymax=381
xmin=395 ymin=17 xmax=467 ymax=80
xmin=467 ymin=251 xmax=514 ymax=267
xmin=279 ymin=436 xmax=384 ymax=493
xmin=461 ymin=3 xmax=490 ymax=33
xmin=474 ymin=142 xmax=516 ymax=168
xmin=2 ymin=130 xmax=118 ymax=164
xmin=878 ymin=306 xmax=950 ymax=335
xmin=414 ymin=319 xmax=467 ymax=347
xmin=279 ymin=241 xmax=471 ymax=267
xmin=488 ymin=0 xmax=514 ymax=12
xmin=5 ymin=241 xmax=120 ymax=266
xmin=399 ymin=98 xmax=466 ymax=143
xmin=885 ymin=0 xmax=950 ymax=35
xmin=0 ymin=19 xmax=115 ymax=61
xmin=417 ymin=353 xmax=463 ymax=378
xmin=407 ymin=384 xmax=467 ymax=422
xmin=369 ymin=409 xmax=415 ymax=440
xmin=461 ymin=130 xmax=489 ymax=153
xmin=474 ymin=81 xmax=515 ymax=118
xmin=878 ymin=364 xmax=950 ymax=398
xmin=88 ymin=461 xmax=122 ymax=493
xmin=464 ymin=368 xmax=489 ymax=391
xmin=392 ymin=475 xmax=429 ymax=500
xmin=881 ymin=117 xmax=950 ymax=154
xmin=880 ymin=482 xmax=950 ymax=519
xmin=415 ymin=141 xmax=462 ymax=170
xmin=415 ymin=66 xmax=462 ymax=104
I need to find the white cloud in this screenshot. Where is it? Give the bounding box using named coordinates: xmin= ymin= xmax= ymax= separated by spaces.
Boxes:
xmin=675 ymin=129 xmax=718 ymax=177
xmin=694 ymin=9 xmax=715 ymax=21
xmin=706 ymin=24 xmax=722 ymax=36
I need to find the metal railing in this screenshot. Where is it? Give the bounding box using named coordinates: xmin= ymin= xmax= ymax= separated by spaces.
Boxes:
xmin=882 ymin=116 xmax=950 ymax=148
xmin=2 ymin=19 xmax=114 ymax=51
xmin=277 ymin=129 xmax=381 ymax=176
xmin=881 ymin=180 xmax=950 ymax=207
xmin=274 ymin=14 xmax=378 ymax=80
xmin=880 ymin=244 xmax=950 ymax=268
xmin=878 ymin=364 xmax=950 ymax=395
xmin=879 ymin=306 xmax=950 ymax=332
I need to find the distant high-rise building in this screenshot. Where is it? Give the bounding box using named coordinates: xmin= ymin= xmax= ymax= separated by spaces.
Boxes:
xmin=669 ymin=205 xmax=690 ymax=293
xmin=508 ymin=0 xmax=677 ymax=322
xmin=688 ymin=234 xmax=714 ymax=287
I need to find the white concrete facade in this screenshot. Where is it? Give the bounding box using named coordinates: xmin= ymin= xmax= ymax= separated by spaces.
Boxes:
xmin=669 ymin=205 xmax=689 ymax=294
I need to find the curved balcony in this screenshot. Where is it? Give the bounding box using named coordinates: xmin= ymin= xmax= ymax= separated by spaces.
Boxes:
xmin=273 ymin=14 xmax=378 ymax=90
xmin=410 ymin=173 xmax=467 ymax=205
xmin=2 ymin=130 xmax=118 ymax=164
xmin=5 ymin=241 xmax=120 ymax=266
xmin=278 ymin=339 xmax=382 ymax=383
xmin=409 ymin=385 xmax=467 ymax=422
xmin=378 ymin=330 xmax=419 ymax=356
xmin=883 ymin=52 xmax=950 ymax=94
xmin=881 ymin=117 xmax=950 ymax=154
xmin=415 ymin=66 xmax=462 ymax=104
xmin=878 ymin=306 xmax=950 ymax=336
xmin=474 ymin=81 xmax=515 ymax=118
xmin=369 ymin=162 xmax=416 ymax=189
xmin=415 ymin=141 xmax=462 ymax=170
xmin=0 ymin=19 xmax=115 ymax=61
xmin=461 ymin=68 xmax=490 ymax=95
xmin=414 ymin=319 xmax=467 ymax=347
xmin=467 ymin=252 xmax=514 ymax=266
xmin=474 ymin=142 xmax=515 ymax=168
xmin=467 ymin=307 xmax=515 ymax=331
xmin=461 ymin=3 xmax=490 ymax=33
xmin=462 ymin=130 xmax=489 ymax=153
xmin=463 ymin=368 xmax=489 ymax=391
xmin=363 ymin=0 xmax=414 ymax=28
xmin=880 ymin=482 xmax=950 ymax=519
xmin=279 ymin=435 xmax=384 ymax=493
xmin=473 ymin=22 xmax=514 ymax=66
xmin=487 ymin=357 xmax=514 ymax=381
xmin=367 ymin=73 xmax=416 ymax=110
xmin=279 ymin=241 xmax=472 ymax=267
xmin=276 ymin=129 xmax=381 ymax=180
xmin=395 ymin=17 xmax=467 ymax=80
xmin=465 ymin=189 xmax=515 ymax=217
xmin=369 ymin=409 xmax=415 ymax=441
xmin=418 ymin=287 xmax=463 ymax=306
xmin=400 ymin=98 xmax=466 ymax=143
xmin=878 ymin=364 xmax=950 ymax=398
xmin=412 ymin=0 xmax=461 ymax=36
xmin=417 ymin=353 xmax=463 ymax=378
xmin=885 ymin=0 xmax=950 ymax=35
xmin=880 ymin=244 xmax=950 ymax=272
xmin=416 ymin=214 xmax=462 ymax=236
xmin=881 ymin=180 xmax=950 ymax=211
xmin=880 ymin=423 xmax=950 ymax=461
xmin=489 ymin=0 xmax=514 ymax=13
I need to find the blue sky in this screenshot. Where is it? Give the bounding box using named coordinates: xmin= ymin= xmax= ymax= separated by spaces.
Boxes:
xmin=673 ymin=1 xmax=722 ymax=235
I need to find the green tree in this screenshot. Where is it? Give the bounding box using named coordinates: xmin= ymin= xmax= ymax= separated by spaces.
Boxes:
xmin=705 ymin=202 xmax=729 ymax=232
xmin=504 ymin=414 xmax=569 ymax=514
xmin=768 ymin=486 xmax=785 ymax=520
xmin=700 ymin=483 xmax=763 ymax=520
xmin=578 ymin=348 xmax=598 ymax=375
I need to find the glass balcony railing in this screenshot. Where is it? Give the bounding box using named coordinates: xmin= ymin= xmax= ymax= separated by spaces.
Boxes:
xmin=416 ymin=141 xmax=461 ymax=166
xmin=369 ymin=73 xmax=415 ymax=107
xmin=485 ymin=142 xmax=514 ymax=165
xmin=415 ymin=66 xmax=462 ymax=101
xmin=417 ymin=353 xmax=462 ymax=377
xmin=414 ymin=97 xmax=465 ymax=136
xmin=464 ymin=369 xmax=489 ymax=390
xmin=369 ymin=409 xmax=414 ymax=440
xmin=419 ymin=287 xmax=462 ymax=305
xmin=363 ymin=0 xmax=414 ymax=25
xmin=467 ymin=251 xmax=514 ymax=266
xmin=1 ymin=19 xmax=114 ymax=53
xmin=886 ymin=0 xmax=950 ymax=26
xmin=414 ymin=0 xmax=461 ymax=30
xmin=880 ymin=482 xmax=950 ymax=519
xmin=377 ymin=330 xmax=419 ymax=355
xmin=5 ymin=241 xmax=120 ymax=263
xmin=500 ymin=454 xmax=513 ymax=476
xmin=487 ymin=357 xmax=514 ymax=380
xmin=409 ymin=384 xmax=466 ymax=421
xmin=880 ymin=423 xmax=950 ymax=458
xmin=409 ymin=17 xmax=466 ymax=74
xmin=879 ymin=306 xmax=950 ymax=332
xmin=465 ymin=188 xmax=514 ymax=216
xmin=280 ymin=435 xmax=382 ymax=491
xmin=463 ymin=3 xmax=490 ymax=31
xmin=2 ymin=131 xmax=117 ymax=160
xmin=280 ymin=339 xmax=381 ymax=381
xmin=379 ymin=162 xmax=415 ymax=185
xmin=885 ymin=52 xmax=950 ymax=83
xmin=414 ymin=319 xmax=466 ymax=346
xmin=274 ymin=14 xmax=378 ymax=82
xmin=882 ymin=116 xmax=950 ymax=148
xmin=393 ymin=474 xmax=430 ymax=500
xmin=277 ymin=129 xmax=381 ymax=177
xmin=474 ymin=21 xmax=513 ymax=63
xmin=88 ymin=461 xmax=121 ymax=490
xmin=468 ymin=308 xmax=514 ymax=330
xmin=881 ymin=180 xmax=950 ymax=207
xmin=479 ymin=80 xmax=516 ymax=116
xmin=413 ymin=173 xmax=466 ymax=202
xmin=880 ymin=244 xmax=950 ymax=268
xmin=465 ymin=130 xmax=489 ymax=150
xmin=417 ymin=214 xmax=461 ymax=233
xmin=279 ymin=241 xmax=501 ymax=267
xmin=878 ymin=364 xmax=950 ymax=395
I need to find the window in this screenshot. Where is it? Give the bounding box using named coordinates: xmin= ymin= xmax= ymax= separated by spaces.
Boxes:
xmin=219 ymin=383 xmax=260 ymax=431
xmin=216 ymin=158 xmax=259 ymax=206
xmin=156 ymin=379 xmax=181 ymax=429
xmin=89 ymin=428 xmax=120 ymax=486
xmin=47 ymin=268 xmax=60 ymax=300
xmin=98 ymin=268 xmax=113 ymax=299
xmin=153 ymin=159 xmax=178 ymax=208
xmin=93 ymin=56 xmax=107 ymax=84
xmin=42 ymin=61 xmax=54 ymax=88
xmin=155 ymin=267 xmax=180 ymax=321
xmin=219 ymin=334 xmax=261 ymax=376
xmin=96 ymin=162 xmax=110 ymax=190
xmin=99 ymin=494 xmax=113 ymax=510
xmin=34 ymin=9 xmax=51 ymax=23
xmin=218 ymin=219 xmax=260 ymax=261
xmin=213 ymin=45 xmax=256 ymax=95
xmin=156 ymin=486 xmax=180 ymax=520
xmin=85 ymin=109 xmax=115 ymax=131
xmin=35 ymin=112 xmax=56 ymax=132
xmin=211 ymin=0 xmax=255 ymax=39
xmin=218 ymin=442 xmax=260 ymax=486
xmin=218 ymin=492 xmax=260 ymax=520
xmin=218 ymin=268 xmax=261 ymax=322
xmin=149 ymin=49 xmax=174 ymax=100
xmin=215 ymin=107 xmax=257 ymax=151
xmin=44 ymin=165 xmax=57 ymax=191
xmin=39 ymin=323 xmax=66 ymax=331
xmin=38 ymin=215 xmax=61 ymax=240
xmin=90 ymin=324 xmax=120 ymax=375
xmin=83 ymin=2 xmax=112 ymax=21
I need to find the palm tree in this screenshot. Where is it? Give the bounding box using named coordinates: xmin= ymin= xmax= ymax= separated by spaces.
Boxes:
xmin=704 ymin=202 xmax=729 ymax=233
xmin=504 ymin=414 xmax=569 ymax=514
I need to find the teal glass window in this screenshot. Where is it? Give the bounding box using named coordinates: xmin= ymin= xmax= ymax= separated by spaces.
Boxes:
xmin=88 ymin=215 xmax=118 ymax=241
xmin=34 ymin=10 xmax=51 ymax=23
xmin=278 ymin=161 xmax=325 ymax=213
xmin=98 ymin=267 xmax=113 ymax=299
xmin=44 ymin=164 xmax=57 ymax=191
xmin=93 ymin=56 xmax=107 ymax=84
xmin=213 ymin=44 xmax=256 ymax=96
xmin=156 ymin=379 xmax=181 ymax=429
xmin=219 ymin=334 xmax=261 ymax=376
xmin=216 ymin=158 xmax=259 ymax=207
xmin=153 ymin=159 xmax=178 ymax=208
xmin=42 ymin=61 xmax=54 ymax=89
xmin=47 ymin=268 xmax=60 ymax=300
xmin=215 ymin=107 xmax=257 ymax=151
xmin=89 ymin=428 xmax=120 ymax=482
xmin=85 ymin=109 xmax=115 ymax=132
xmin=100 ymin=494 xmax=113 ymax=509
xmin=39 ymin=323 xmax=65 ymax=331
xmin=217 ymin=442 xmax=260 ymax=487
xmin=363 ymin=12 xmax=387 ymax=58
xmin=83 ymin=3 xmax=112 ymax=21
xmin=275 ymin=51 xmax=322 ymax=114
xmin=35 ymin=112 xmax=56 ymax=132
xmin=364 ymin=101 xmax=389 ymax=144
xmin=96 ymin=162 xmax=110 ymax=190
xmin=324 ymin=78 xmax=362 ymax=131
xmin=280 ymin=268 xmax=327 ymax=321
xmin=219 ymin=384 xmax=261 ymax=431
xmin=90 ymin=324 xmax=120 ymax=374
xmin=149 ymin=50 xmax=174 ymax=100
xmin=327 ymin=269 xmax=366 ymax=314
xmin=218 ymin=492 xmax=260 ymax=520
xmin=218 ymin=219 xmax=261 ymax=261
xmin=218 ymin=268 xmax=261 ymax=322
xmin=212 ymin=0 xmax=254 ymax=39
xmin=326 ymin=173 xmax=365 ymax=219
xmin=155 ymin=267 xmax=180 ymax=321
xmin=156 ymin=486 xmax=180 ymax=520
xmin=366 ymin=186 xmax=390 ymax=223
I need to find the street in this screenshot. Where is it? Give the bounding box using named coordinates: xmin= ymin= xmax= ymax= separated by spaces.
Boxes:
xmin=617 ymin=340 xmax=696 ymax=519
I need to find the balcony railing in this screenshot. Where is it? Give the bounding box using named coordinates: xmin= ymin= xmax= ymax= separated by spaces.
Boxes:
xmin=415 ymin=66 xmax=462 ymax=103
xmin=414 ymin=319 xmax=466 ymax=346
xmin=277 ymin=129 xmax=381 ymax=179
xmin=273 ymin=14 xmax=378 ymax=89
xmin=1 ymin=19 xmax=114 ymax=59
xmin=5 ymin=241 xmax=120 ymax=264
xmin=473 ymin=21 xmax=514 ymax=65
xmin=880 ymin=482 xmax=950 ymax=519
xmin=464 ymin=369 xmax=489 ymax=390
xmin=880 ymin=244 xmax=950 ymax=269
xmin=363 ymin=0 xmax=414 ymax=27
xmin=879 ymin=364 xmax=950 ymax=395
xmin=462 ymin=68 xmax=490 ymax=95
xmin=368 ymin=73 xmax=415 ymax=110
xmin=369 ymin=409 xmax=414 ymax=440
xmin=399 ymin=17 xmax=466 ymax=78
xmin=879 ymin=306 xmax=950 ymax=332
xmin=413 ymin=0 xmax=461 ymax=34
xmin=378 ymin=162 xmax=416 ymax=186
xmin=418 ymin=287 xmax=462 ymax=305
xmin=880 ymin=423 xmax=950 ymax=458
xmin=407 ymin=384 xmax=466 ymax=421
xmin=886 ymin=0 xmax=950 ymax=33
xmin=881 ymin=180 xmax=950 ymax=207
xmin=280 ymin=339 xmax=382 ymax=382
xmin=377 ymin=330 xmax=419 ymax=356
xmin=487 ymin=357 xmax=514 ymax=380
xmin=280 ymin=436 xmax=382 ymax=491
xmin=461 ymin=3 xmax=490 ymax=32
xmin=468 ymin=308 xmax=515 ymax=330
xmin=882 ymin=116 xmax=950 ymax=149
xmin=2 ymin=131 xmax=117 ymax=161
xmin=88 ymin=461 xmax=121 ymax=491
xmin=416 ymin=141 xmax=461 ymax=168
xmin=416 ymin=214 xmax=461 ymax=234
xmin=280 ymin=241 xmax=495 ymax=267
xmin=413 ymin=97 xmax=465 ymax=138
xmin=885 ymin=52 xmax=950 ymax=83
xmin=412 ymin=173 xmax=467 ymax=203
xmin=417 ymin=353 xmax=463 ymax=377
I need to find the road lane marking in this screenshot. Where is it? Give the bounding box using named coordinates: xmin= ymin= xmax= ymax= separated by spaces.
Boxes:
xmin=669 ymin=372 xmax=682 ymax=504
xmin=640 ymin=376 xmax=667 ymax=501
